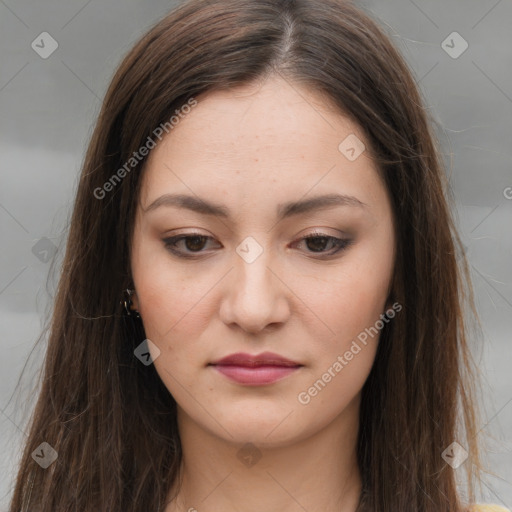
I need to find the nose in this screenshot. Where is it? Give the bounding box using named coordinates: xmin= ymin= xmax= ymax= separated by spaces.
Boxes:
xmin=218 ymin=242 xmax=290 ymax=335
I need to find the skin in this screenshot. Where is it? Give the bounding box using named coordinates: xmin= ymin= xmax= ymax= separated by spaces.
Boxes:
xmin=130 ymin=74 xmax=396 ymax=512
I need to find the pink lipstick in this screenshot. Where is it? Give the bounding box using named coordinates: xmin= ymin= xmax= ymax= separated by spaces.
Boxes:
xmin=209 ymin=351 xmax=302 ymax=386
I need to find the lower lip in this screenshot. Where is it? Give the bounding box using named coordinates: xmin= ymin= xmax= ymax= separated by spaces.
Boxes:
xmin=211 ymin=364 xmax=301 ymax=385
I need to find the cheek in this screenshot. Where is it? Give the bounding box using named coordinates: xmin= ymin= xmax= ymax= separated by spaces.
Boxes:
xmin=304 ymin=253 xmax=393 ymax=347
xmin=134 ymin=269 xmax=214 ymax=392
xmin=131 ymin=235 xmax=215 ymax=340
xmin=296 ymin=230 xmax=394 ymax=391
xmin=136 ymin=276 xmax=212 ymax=347
xmin=294 ymin=272 xmax=387 ymax=419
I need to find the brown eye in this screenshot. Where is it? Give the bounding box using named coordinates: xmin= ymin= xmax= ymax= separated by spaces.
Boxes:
xmin=163 ymin=234 xmax=220 ymax=257
xmin=162 ymin=232 xmax=352 ymax=259
xmin=182 ymin=235 xmax=208 ymax=252
xmin=304 ymin=235 xmax=332 ymax=252
xmin=295 ymin=233 xmax=353 ymax=256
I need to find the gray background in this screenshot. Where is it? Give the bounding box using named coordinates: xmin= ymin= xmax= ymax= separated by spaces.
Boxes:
xmin=0 ymin=0 xmax=511 ymax=509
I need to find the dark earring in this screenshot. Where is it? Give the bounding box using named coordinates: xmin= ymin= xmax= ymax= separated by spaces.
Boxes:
xmin=122 ymin=288 xmax=141 ymax=318
xmin=121 ymin=288 xmax=146 ymax=348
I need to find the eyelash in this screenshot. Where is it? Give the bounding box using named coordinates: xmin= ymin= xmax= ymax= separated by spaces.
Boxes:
xmin=162 ymin=231 xmax=353 ymax=259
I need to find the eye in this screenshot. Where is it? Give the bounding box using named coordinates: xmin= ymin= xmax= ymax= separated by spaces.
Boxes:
xmin=293 ymin=231 xmax=353 ymax=256
xmin=162 ymin=231 xmax=353 ymax=259
xmin=163 ymin=233 xmax=221 ymax=258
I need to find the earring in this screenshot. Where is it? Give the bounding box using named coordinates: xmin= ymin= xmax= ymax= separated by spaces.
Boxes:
xmin=122 ymin=288 xmax=140 ymax=318
xmin=121 ymin=288 xmax=146 ymax=349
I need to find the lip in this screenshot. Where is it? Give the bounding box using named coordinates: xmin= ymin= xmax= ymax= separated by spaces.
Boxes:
xmin=210 ymin=351 xmax=301 ymax=367
xmin=209 ymin=352 xmax=302 ymax=386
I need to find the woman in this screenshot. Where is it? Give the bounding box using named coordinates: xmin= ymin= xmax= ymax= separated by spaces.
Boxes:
xmin=8 ymin=0 xmax=509 ymax=511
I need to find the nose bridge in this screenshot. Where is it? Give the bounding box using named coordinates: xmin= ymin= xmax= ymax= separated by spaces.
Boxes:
xmin=221 ymin=234 xmax=287 ymax=332
xmin=234 ymin=234 xmax=274 ymax=299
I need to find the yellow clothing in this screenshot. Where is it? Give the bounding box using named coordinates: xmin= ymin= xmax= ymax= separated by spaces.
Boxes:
xmin=471 ymin=505 xmax=510 ymax=512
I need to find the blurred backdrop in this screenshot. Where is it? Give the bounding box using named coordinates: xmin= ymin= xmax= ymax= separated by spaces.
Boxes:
xmin=0 ymin=0 xmax=511 ymax=508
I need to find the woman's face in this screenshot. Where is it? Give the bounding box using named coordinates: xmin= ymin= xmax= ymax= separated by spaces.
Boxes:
xmin=130 ymin=75 xmax=396 ymax=447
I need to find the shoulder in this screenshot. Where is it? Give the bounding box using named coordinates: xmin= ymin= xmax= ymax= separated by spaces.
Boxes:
xmin=469 ymin=505 xmax=511 ymax=512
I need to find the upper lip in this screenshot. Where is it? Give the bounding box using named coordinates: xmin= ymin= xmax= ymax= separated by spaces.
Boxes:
xmin=209 ymin=352 xmax=302 ymax=367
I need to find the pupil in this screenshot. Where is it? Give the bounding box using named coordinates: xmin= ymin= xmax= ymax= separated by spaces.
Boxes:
xmin=307 ymin=236 xmax=328 ymax=252
xmin=186 ymin=236 xmax=206 ymax=251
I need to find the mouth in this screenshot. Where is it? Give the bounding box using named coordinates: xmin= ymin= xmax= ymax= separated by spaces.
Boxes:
xmin=208 ymin=352 xmax=303 ymax=386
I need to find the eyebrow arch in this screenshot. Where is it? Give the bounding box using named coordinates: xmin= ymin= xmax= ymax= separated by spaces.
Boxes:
xmin=143 ymin=192 xmax=369 ymax=221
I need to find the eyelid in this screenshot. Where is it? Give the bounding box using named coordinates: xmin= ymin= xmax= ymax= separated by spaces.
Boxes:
xmin=162 ymin=230 xmax=353 ymax=258
xmin=292 ymin=231 xmax=353 ymax=256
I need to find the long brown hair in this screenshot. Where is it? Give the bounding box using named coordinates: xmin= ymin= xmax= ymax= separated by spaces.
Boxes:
xmin=8 ymin=0 xmax=483 ymax=510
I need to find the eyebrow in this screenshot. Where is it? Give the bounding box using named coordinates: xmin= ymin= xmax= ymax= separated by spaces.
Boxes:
xmin=143 ymin=192 xmax=369 ymax=221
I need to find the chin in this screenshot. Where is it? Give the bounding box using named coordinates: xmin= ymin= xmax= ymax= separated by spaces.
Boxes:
xmin=197 ymin=402 xmax=327 ymax=449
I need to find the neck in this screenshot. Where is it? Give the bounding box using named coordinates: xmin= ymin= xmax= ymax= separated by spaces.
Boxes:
xmin=165 ymin=396 xmax=363 ymax=512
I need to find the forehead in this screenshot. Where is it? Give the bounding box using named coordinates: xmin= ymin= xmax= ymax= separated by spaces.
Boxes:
xmin=139 ymin=75 xmax=386 ymax=217
xmin=158 ymin=76 xmax=360 ymax=161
